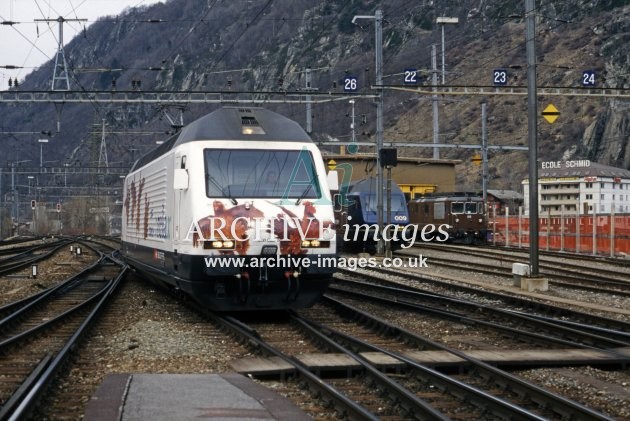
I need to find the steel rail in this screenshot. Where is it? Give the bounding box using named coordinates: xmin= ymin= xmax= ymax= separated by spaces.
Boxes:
xmin=333 ymin=276 xmax=630 ymax=348
xmin=0 ymin=239 xmax=73 ymax=276
xmin=420 ymin=243 xmax=630 ymax=272
xmin=403 ymin=243 xmax=630 ymax=288
xmin=285 ymin=314 xmax=452 ymax=420
xmin=329 ymin=280 xmax=628 ymax=350
xmin=293 ymin=313 xmax=548 ymax=421
xmin=209 ymin=314 xmax=380 ymax=421
xmin=504 ymin=309 xmax=630 ymax=342
xmin=409 ymin=254 xmax=630 ymax=297
xmin=350 ymin=265 xmax=630 ymax=333
xmin=5 ymin=259 xmax=128 ymax=421
xmin=0 ymin=277 xmax=109 ymax=350
xmin=312 ymin=296 xmax=615 ymax=421
xmin=414 ymin=243 xmax=630 ymax=285
xmin=0 ymin=254 xmax=111 ymax=330
xmin=0 ymin=354 xmax=52 ymax=419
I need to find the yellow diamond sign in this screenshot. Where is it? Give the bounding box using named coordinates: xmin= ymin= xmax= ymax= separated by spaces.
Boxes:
xmin=542 ymin=104 xmax=560 ymax=124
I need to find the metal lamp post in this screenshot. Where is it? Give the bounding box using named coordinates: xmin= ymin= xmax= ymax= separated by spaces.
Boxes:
xmin=352 ymin=9 xmax=385 ymax=254
xmin=38 ymin=139 xmax=49 ymax=169
xmin=436 ymin=17 xmax=459 ymax=85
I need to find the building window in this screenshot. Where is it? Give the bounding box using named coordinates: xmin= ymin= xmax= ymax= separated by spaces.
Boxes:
xmin=586 ymin=194 xmax=592 ymax=200
xmin=586 ymin=182 xmax=593 ymax=188
xmin=601 ymin=194 xmax=605 ymax=200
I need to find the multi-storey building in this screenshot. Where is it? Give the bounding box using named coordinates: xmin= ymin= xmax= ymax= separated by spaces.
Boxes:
xmin=522 ymin=160 xmax=630 ymax=216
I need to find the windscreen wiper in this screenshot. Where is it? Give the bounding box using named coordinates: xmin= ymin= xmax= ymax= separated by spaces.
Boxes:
xmin=295 ymin=184 xmax=313 ymax=205
xmin=206 ymin=174 xmax=237 ymax=205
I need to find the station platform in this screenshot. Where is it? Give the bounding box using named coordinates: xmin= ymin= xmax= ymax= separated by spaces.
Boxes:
xmin=84 ymin=373 xmax=310 ymax=421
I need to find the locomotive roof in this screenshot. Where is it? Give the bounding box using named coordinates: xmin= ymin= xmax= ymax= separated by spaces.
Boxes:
xmin=412 ymin=192 xmax=483 ymax=202
xmin=348 ymin=177 xmax=405 ymax=196
xmin=131 ymin=107 xmax=311 ymax=171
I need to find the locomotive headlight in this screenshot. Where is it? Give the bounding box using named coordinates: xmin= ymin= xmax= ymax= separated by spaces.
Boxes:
xmin=205 ymin=240 xmax=236 ymax=250
xmin=300 ymin=239 xmax=329 ymax=248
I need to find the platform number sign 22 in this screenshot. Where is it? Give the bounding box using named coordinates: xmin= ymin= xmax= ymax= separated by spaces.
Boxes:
xmin=404 ymin=69 xmax=418 ymax=84
xmin=493 ymin=69 xmax=508 ymax=86
xmin=582 ymin=70 xmax=596 ymax=87
xmin=344 ymin=76 xmax=358 ymax=92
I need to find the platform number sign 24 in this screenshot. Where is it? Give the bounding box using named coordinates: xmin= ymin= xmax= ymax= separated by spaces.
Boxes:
xmin=493 ymin=69 xmax=508 ymax=86
xmin=344 ymin=76 xmax=358 ymax=92
xmin=582 ymin=70 xmax=596 ymax=87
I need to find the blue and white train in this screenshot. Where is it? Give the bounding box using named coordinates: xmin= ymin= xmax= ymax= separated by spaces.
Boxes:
xmin=335 ymin=177 xmax=411 ymax=252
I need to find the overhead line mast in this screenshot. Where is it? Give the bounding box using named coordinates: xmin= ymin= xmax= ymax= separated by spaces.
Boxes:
xmin=34 ymin=16 xmax=87 ymax=91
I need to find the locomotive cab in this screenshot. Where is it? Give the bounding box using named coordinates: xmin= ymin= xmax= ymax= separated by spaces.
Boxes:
xmin=122 ymin=107 xmax=337 ymax=311
xmin=409 ymin=192 xmax=488 ymax=244
xmin=336 ymin=177 xmax=411 ymax=253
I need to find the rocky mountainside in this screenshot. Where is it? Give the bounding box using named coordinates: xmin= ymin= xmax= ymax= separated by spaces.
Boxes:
xmin=1 ymin=0 xmax=628 ymax=192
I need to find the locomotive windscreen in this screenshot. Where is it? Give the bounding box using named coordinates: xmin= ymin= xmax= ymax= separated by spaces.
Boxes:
xmin=451 ymin=202 xmax=482 ymax=214
xmin=364 ymin=194 xmax=407 ymax=212
xmin=204 ymin=148 xmax=321 ymax=199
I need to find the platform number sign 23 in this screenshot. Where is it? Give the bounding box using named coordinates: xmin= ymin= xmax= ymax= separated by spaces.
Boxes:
xmin=493 ymin=69 xmax=508 ymax=86
xmin=344 ymin=76 xmax=358 ymax=92
xmin=582 ymin=70 xmax=596 ymax=87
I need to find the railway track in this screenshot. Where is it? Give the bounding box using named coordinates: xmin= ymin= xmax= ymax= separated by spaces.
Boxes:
xmin=331 ymin=272 xmax=630 ymax=351
xmin=493 ymin=243 xmax=630 ymax=266
xmin=407 ymin=243 xmax=630 ymax=297
xmin=416 ymin=242 xmax=629 ymax=277
xmin=301 ymin=298 xmax=616 ymax=420
xmin=334 ymin=267 xmax=630 ymax=340
xmin=0 ymin=248 xmax=127 ymax=420
xmin=0 ymin=238 xmax=73 ymax=276
xmin=0 ymin=236 xmax=624 ymax=419
xmin=214 ymin=301 xmax=616 ymax=420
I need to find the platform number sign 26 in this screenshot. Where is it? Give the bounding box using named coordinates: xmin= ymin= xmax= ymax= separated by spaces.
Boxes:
xmin=403 ymin=69 xmax=418 ymax=85
xmin=344 ymin=76 xmax=358 ymax=92
xmin=582 ymin=70 xmax=596 ymax=87
xmin=493 ymin=69 xmax=508 ymax=86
